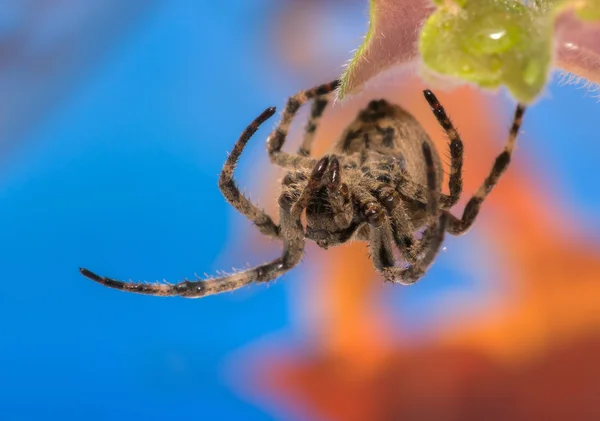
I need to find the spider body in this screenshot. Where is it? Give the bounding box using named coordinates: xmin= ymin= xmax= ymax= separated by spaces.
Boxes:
xmin=286 ymin=99 xmax=444 ymax=250
xmin=80 ymin=80 xmax=526 ymax=298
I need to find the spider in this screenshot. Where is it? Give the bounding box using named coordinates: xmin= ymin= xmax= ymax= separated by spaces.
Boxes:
xmin=80 ymin=79 xmax=526 ymax=298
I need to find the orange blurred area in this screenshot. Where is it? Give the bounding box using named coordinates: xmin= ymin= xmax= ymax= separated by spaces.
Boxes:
xmin=231 ymin=1 xmax=600 ymax=420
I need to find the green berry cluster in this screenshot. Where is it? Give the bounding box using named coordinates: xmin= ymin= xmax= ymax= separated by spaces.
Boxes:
xmin=419 ymin=0 xmax=599 ymax=103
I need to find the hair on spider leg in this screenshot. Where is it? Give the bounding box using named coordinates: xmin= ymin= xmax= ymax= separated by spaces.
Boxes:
xmin=80 ymin=81 xmax=527 ymax=297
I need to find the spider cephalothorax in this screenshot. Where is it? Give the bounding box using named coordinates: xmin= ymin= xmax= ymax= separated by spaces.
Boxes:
xmin=80 ymin=80 xmax=526 ymax=298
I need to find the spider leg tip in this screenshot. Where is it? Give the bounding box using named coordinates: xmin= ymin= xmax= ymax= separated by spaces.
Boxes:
xmin=265 ymin=106 xmax=277 ymax=116
xmin=80 ymin=267 xmax=101 ymax=281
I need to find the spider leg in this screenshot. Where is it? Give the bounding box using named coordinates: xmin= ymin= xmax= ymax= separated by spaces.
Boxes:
xmin=422 ymin=89 xmax=463 ymax=208
xmin=297 ymin=90 xmax=335 ymax=157
xmin=218 ymin=107 xmax=281 ymax=238
xmin=79 ymin=206 xmax=305 ymax=298
xmin=361 ymin=152 xmax=455 ymax=211
xmin=372 ymin=143 xmax=447 ymax=284
xmin=389 ymin=205 xmax=418 ymax=262
xmin=349 ymin=185 xmax=387 ymax=228
xmin=365 ymin=173 xmax=420 ymax=263
xmin=80 ymin=156 xmax=343 ymax=297
xmin=394 ymin=176 xmax=456 ymax=208
xmin=267 ymin=80 xmax=339 ymax=169
xmin=372 ymin=213 xmax=448 ymax=285
xmin=370 ymin=144 xmax=437 ymax=264
xmin=413 ymin=216 xmax=448 ymax=258
xmin=444 ymin=104 xmax=526 ymax=235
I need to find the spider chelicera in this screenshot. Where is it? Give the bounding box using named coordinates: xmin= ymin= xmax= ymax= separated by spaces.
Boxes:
xmin=80 ymin=80 xmax=526 ymax=297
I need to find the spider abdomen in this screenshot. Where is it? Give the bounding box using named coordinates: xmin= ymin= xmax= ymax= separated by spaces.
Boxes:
xmin=332 ymin=99 xmax=443 ymax=191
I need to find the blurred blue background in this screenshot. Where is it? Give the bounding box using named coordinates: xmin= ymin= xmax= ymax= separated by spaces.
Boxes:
xmin=0 ymin=1 xmax=598 ymax=420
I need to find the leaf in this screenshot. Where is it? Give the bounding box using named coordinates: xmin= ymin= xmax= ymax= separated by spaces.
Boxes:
xmin=338 ymin=0 xmax=434 ymax=99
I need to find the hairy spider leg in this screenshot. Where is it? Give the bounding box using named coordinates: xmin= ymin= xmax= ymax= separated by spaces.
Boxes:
xmin=372 ymin=213 xmax=448 ymax=285
xmin=79 ymin=205 xmax=305 ymax=298
xmin=356 ymin=151 xmax=455 ymax=212
xmin=402 ymin=143 xmax=450 ymax=263
xmin=389 ymin=204 xmax=419 ymax=263
xmin=400 ymin=143 xmax=447 ymax=264
xmin=218 ymin=106 xmax=280 ymax=238
xmin=298 ymin=90 xmax=335 ymax=157
xmin=373 ymin=143 xmax=448 ymax=284
xmin=79 ymin=153 xmax=344 ymax=297
xmin=357 ymin=151 xmax=440 ymax=266
xmin=423 ymin=89 xmax=464 ymax=209
xmin=444 ymin=104 xmax=526 ymax=235
xmin=355 ymin=159 xmax=422 ymax=264
xmin=267 ymin=80 xmax=339 ymax=169
xmin=409 ymin=213 xmax=449 ymax=262
xmin=349 ymin=183 xmax=386 ymax=228
xmin=78 ymin=107 xmax=306 ymax=297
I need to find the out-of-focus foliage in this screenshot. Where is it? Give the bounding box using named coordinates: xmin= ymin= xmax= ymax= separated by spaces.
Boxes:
xmin=420 ymin=1 xmax=553 ymax=103
xmin=340 ymin=0 xmax=600 ymax=103
xmin=556 ymin=0 xmax=600 ymax=20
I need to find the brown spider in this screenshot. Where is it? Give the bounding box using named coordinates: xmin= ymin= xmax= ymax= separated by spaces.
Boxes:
xmin=80 ymin=80 xmax=526 ymax=298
